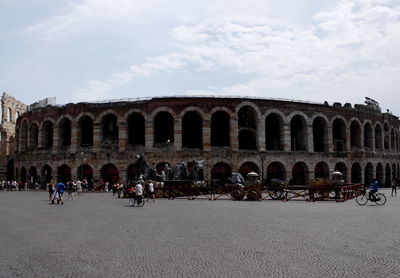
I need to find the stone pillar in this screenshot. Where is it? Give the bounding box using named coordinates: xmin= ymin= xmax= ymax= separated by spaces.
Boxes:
xmin=372 ymin=128 xmax=376 ymax=153
xmin=327 ymin=127 xmax=333 ymax=153
xmin=258 ymin=120 xmax=265 ymax=151
xmin=307 ymin=124 xmax=313 ymax=152
xmin=345 ymin=126 xmax=351 ymax=152
xmin=174 ymin=118 xmax=182 ymax=150
xmin=230 ymin=118 xmax=238 ymax=150
xmin=283 ymin=123 xmax=291 ymax=152
xmin=203 ymin=118 xmax=211 ymax=151
xmin=38 ymin=127 xmax=43 ymax=149
xmin=360 ymin=167 xmax=365 ymax=184
xmin=93 ymin=122 xmax=101 ymax=152
xmin=119 ymin=122 xmax=127 ymax=151
xmin=52 ymin=127 xmax=59 ymax=153
xmin=70 ymin=122 xmax=78 ymax=153
xmin=145 ymin=118 xmax=153 ymax=151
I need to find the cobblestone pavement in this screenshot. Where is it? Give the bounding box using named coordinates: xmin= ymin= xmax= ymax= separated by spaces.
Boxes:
xmin=1 ymin=189 xmax=400 ymax=278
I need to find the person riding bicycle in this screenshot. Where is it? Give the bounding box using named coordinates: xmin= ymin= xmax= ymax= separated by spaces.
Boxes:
xmin=134 ymin=182 xmax=144 ymax=204
xmin=369 ymin=178 xmax=379 ymax=201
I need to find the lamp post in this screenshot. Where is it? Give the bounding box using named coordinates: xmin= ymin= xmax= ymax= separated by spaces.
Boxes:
xmin=260 ymin=147 xmax=267 ymax=184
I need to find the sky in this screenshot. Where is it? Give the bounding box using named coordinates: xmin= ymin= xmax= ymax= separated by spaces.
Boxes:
xmin=0 ymin=0 xmax=399 ymax=115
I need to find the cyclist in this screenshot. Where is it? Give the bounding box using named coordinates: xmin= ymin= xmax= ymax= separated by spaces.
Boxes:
xmin=134 ymin=182 xmax=144 ymax=205
xmin=369 ymin=178 xmax=379 ymax=201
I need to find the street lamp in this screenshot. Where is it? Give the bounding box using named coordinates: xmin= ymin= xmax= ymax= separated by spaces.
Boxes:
xmin=259 ymin=147 xmax=267 ymax=184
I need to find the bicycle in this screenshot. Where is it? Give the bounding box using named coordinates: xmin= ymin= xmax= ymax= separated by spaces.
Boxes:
xmin=356 ymin=190 xmax=386 ymax=206
xmin=129 ymin=194 xmax=145 ymax=207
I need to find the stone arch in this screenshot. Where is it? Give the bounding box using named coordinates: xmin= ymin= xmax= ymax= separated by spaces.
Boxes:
xmin=20 ymin=120 xmax=28 ymax=152
xmin=385 ymin=163 xmax=391 ymax=187
xmin=58 ymin=117 xmax=72 ymax=147
xmin=179 ymin=106 xmax=208 ymax=119
xmin=40 ymin=119 xmax=54 ymax=149
xmin=127 ymin=112 xmax=145 ymax=147
xmin=78 ymin=114 xmax=94 ymax=147
xmin=374 ymin=123 xmax=383 ymax=150
xmin=41 ymin=165 xmax=52 ymax=185
xmin=211 ymin=162 xmax=232 ymax=183
xmin=238 ymin=105 xmax=258 ymax=150
xmin=332 ymin=117 xmax=347 ymax=152
xmin=390 ymin=128 xmax=395 ymax=151
xmin=101 ymin=113 xmax=119 ymax=146
xmin=77 ymin=164 xmax=93 ymax=181
xmin=7 ymin=159 xmax=14 ymax=181
xmin=364 ymin=163 xmax=374 ymax=186
xmin=266 ymin=161 xmax=286 ymax=182
xmin=376 ymin=163 xmax=384 ymax=186
xmin=363 ymin=121 xmax=373 ymax=150
xmin=312 ymin=117 xmax=328 ymax=152
xmin=351 ymin=163 xmax=362 ymax=183
xmin=100 ymin=163 xmax=120 ymax=185
xmin=153 ymin=111 xmax=174 ymax=146
xmin=290 ymin=114 xmax=308 ymax=151
xmin=238 ymin=161 xmax=259 ymax=179
xmin=211 ymin=110 xmax=230 ymax=147
xmin=29 ymin=166 xmax=38 ymax=186
xmin=20 ymin=166 xmax=27 ymax=183
xmin=291 ymin=162 xmax=309 ymax=185
xmin=28 ymin=122 xmax=39 ymax=150
xmin=57 ymin=164 xmax=71 ymax=184
xmin=384 ymin=122 xmax=390 ymax=150
xmin=127 ymin=163 xmax=137 ymax=183
xmin=350 ymin=119 xmax=362 ymax=149
xmin=182 ymin=110 xmax=203 ymax=149
xmin=315 ymin=161 xmax=330 ymax=179
xmin=235 ymin=101 xmax=261 ymax=121
xmin=334 ymin=162 xmax=348 ymax=183
xmin=265 ymin=112 xmax=284 ymax=151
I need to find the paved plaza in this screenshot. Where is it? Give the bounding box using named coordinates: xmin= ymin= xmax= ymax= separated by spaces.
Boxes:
xmin=1 ymin=189 xmax=400 ymax=278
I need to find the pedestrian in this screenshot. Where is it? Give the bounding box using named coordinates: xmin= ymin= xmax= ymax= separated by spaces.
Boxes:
xmin=55 ymin=181 xmax=66 ymax=205
xmin=67 ymin=181 xmax=74 ymax=200
xmin=76 ymin=180 xmax=82 ymax=196
xmin=147 ymin=182 xmax=156 ymax=202
xmin=391 ymin=180 xmax=397 ymax=197
xmin=48 ymin=180 xmax=55 ymax=201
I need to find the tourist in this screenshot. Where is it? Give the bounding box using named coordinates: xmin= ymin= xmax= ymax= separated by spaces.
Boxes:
xmin=391 ymin=180 xmax=397 ymax=197
xmin=67 ymin=180 xmax=74 ymax=200
xmin=134 ymin=182 xmax=144 ymax=204
xmin=76 ymin=180 xmax=82 ymax=196
xmin=147 ymin=182 xmax=155 ymax=202
xmin=55 ymin=181 xmax=66 ymax=205
xmin=48 ymin=180 xmax=55 ymax=201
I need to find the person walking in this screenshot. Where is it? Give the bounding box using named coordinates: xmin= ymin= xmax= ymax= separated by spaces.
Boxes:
xmin=48 ymin=180 xmax=55 ymax=201
xmin=67 ymin=181 xmax=74 ymax=200
xmin=55 ymin=181 xmax=66 ymax=205
xmin=391 ymin=180 xmax=397 ymax=197
xmin=76 ymin=180 xmax=82 ymax=196
xmin=147 ymin=182 xmax=155 ymax=202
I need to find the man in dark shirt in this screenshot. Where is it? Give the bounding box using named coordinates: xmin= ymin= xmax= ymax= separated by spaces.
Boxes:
xmin=56 ymin=182 xmax=66 ymax=205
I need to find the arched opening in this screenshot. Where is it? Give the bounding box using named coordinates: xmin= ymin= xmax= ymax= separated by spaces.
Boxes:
xmin=59 ymin=118 xmax=71 ymax=147
xmin=291 ymin=162 xmax=309 ymax=185
xmin=211 ymin=162 xmax=231 ymax=183
xmin=364 ymin=123 xmax=373 ymax=149
xmin=332 ymin=118 xmax=346 ymax=152
xmin=350 ymin=121 xmax=362 ymax=149
xmin=384 ymin=123 xmax=389 ymax=150
xmin=7 ymin=108 xmax=11 ymax=121
xmin=238 ymin=106 xmax=257 ymax=150
xmin=313 ymin=117 xmax=327 ymax=152
xmin=182 ymin=111 xmax=203 ymax=149
xmin=334 ymin=162 xmax=348 ymax=183
xmin=154 ymin=111 xmax=174 ymax=145
xmin=376 ymin=163 xmax=384 ymax=186
xmin=29 ymin=166 xmax=38 ymax=187
xmin=315 ymin=162 xmax=329 ymax=180
xmin=364 ymin=163 xmax=374 ymax=186
xmin=290 ymin=115 xmax=307 ymax=151
xmin=392 ymin=163 xmax=397 ymax=180
xmin=41 ymin=121 xmax=53 ymax=149
xmin=20 ymin=167 xmax=27 ymax=183
xmin=41 ymin=165 xmax=52 ymax=185
xmin=79 ymin=116 xmax=93 ymax=147
xmin=239 ymin=162 xmax=259 ymax=179
xmin=102 ymin=114 xmax=118 ymax=146
xmin=77 ymin=164 xmax=93 ymax=181
xmin=29 ymin=124 xmax=39 ymax=150
xmin=57 ymin=165 xmax=71 ymax=184
xmin=238 ymin=130 xmax=256 ymax=150
xmin=375 ymin=125 xmax=383 ymax=150
xmin=385 ymin=164 xmax=391 ymax=187
xmin=20 ymin=121 xmax=28 ymax=152
xmin=128 ymin=113 xmax=145 ymax=147
xmin=7 ymin=159 xmax=14 ymax=181
xmin=101 ymin=164 xmax=119 ymax=185
xmin=211 ymin=111 xmax=230 ymax=147
xmin=351 ymin=163 xmax=362 ymax=183
xmin=127 ymin=164 xmax=137 ymax=183
xmin=265 ymin=113 xmax=283 ymax=151
xmin=266 ymin=162 xmax=286 ymax=182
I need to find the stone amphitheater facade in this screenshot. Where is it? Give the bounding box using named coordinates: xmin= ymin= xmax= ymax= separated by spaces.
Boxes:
xmin=9 ymin=96 xmax=400 ymax=187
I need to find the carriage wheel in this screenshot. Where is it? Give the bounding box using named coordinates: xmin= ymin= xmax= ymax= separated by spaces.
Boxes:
xmin=231 ymin=189 xmax=245 ymax=200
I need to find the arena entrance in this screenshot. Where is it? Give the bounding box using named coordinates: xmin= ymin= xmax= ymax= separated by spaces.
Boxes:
xmin=211 ymin=162 xmax=231 ymax=185
xmin=239 ymin=162 xmax=259 ymax=180
xmin=291 ymin=162 xmax=309 ymax=185
xmin=77 ymin=164 xmax=93 ymax=182
xmin=57 ymin=165 xmax=71 ymax=184
xmin=7 ymin=159 xmax=14 ymax=181
xmin=101 ymin=164 xmax=119 ymax=185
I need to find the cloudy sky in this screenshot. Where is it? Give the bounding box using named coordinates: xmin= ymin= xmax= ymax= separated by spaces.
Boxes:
xmin=1 ymin=0 xmax=399 ymax=114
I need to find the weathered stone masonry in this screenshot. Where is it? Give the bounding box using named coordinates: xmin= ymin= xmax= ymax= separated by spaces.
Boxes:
xmin=9 ymin=96 xmax=400 ymax=187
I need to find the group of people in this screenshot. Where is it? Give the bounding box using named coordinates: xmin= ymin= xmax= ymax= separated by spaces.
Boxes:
xmin=47 ymin=179 xmax=86 ymax=204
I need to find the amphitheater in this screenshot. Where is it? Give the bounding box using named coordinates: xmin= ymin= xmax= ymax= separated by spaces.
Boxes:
xmin=2 ymin=94 xmax=400 ymax=187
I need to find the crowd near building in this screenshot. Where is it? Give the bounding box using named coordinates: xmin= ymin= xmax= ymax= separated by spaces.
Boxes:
xmin=1 ymin=93 xmax=400 ymax=188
